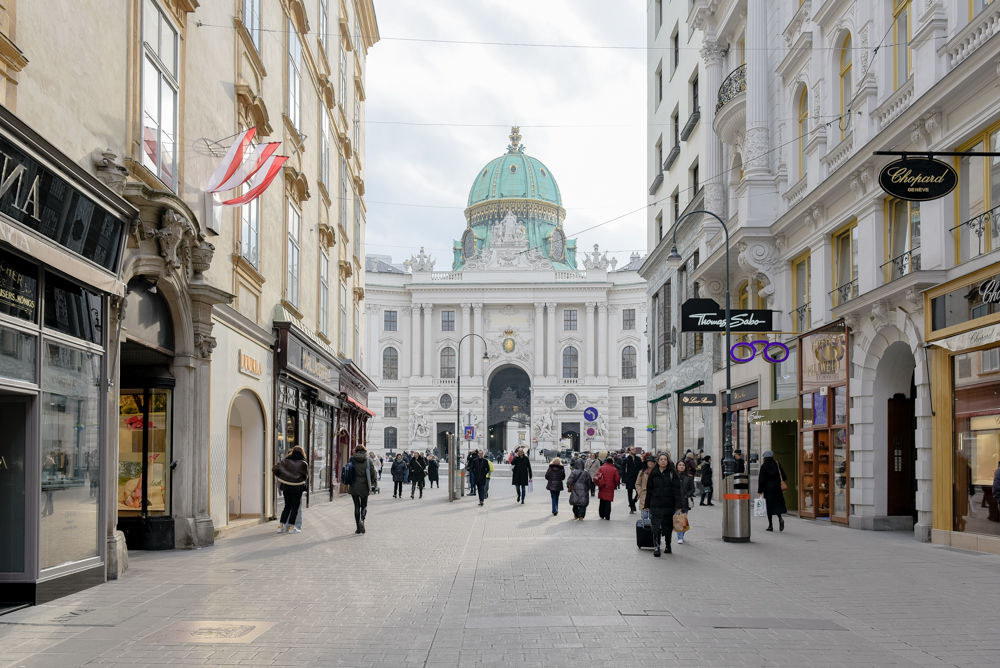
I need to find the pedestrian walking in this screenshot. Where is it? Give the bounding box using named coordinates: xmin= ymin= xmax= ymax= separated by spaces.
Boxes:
xmin=349 ymin=445 xmax=379 ymax=534
xmin=645 ymin=454 xmax=683 ymax=557
xmin=566 ymin=458 xmax=592 ymax=521
xmin=427 ymin=455 xmax=440 ymax=488
xmin=675 ymin=460 xmax=694 ymax=543
xmin=391 ymin=453 xmax=406 ymax=498
xmin=733 ymin=449 xmax=746 ymax=473
xmin=757 ymin=450 xmax=788 ymax=532
xmin=470 ymin=451 xmax=491 ymax=506
xmin=467 ymin=450 xmax=477 ymax=495
xmin=585 ymin=452 xmax=600 ymax=496
xmin=699 ymin=455 xmax=714 ymax=506
xmin=403 ymin=451 xmax=411 ymax=484
xmin=273 ymin=445 xmax=308 ymax=534
xmin=409 ymin=452 xmax=426 ymax=499
xmin=544 ymin=457 xmax=566 ymax=516
xmin=635 ymin=455 xmax=655 ymax=513
xmin=484 ymin=456 xmax=494 ymax=499
xmin=622 ymin=447 xmax=641 ymax=513
xmin=512 ymin=448 xmax=533 ymax=503
xmin=595 ymin=457 xmax=621 ymax=520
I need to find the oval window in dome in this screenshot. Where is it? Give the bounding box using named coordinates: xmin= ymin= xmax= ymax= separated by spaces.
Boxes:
xmin=540 ymin=168 xmax=547 ymax=177
xmin=509 ymin=164 xmax=517 ymax=174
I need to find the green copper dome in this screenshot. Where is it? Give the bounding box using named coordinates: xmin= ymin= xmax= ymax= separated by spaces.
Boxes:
xmin=467 ymin=128 xmax=562 ymax=207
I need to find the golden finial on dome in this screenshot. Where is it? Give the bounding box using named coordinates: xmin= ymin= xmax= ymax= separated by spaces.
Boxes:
xmin=507 ymin=126 xmax=523 ymax=154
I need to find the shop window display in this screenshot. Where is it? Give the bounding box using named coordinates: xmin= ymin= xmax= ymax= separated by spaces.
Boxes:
xmin=953 ymin=342 xmax=1000 ymax=534
xmin=118 ymin=389 xmax=172 ymax=518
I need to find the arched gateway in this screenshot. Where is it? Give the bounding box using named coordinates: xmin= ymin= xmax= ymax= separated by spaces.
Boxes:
xmin=487 ymin=366 xmax=531 ymax=455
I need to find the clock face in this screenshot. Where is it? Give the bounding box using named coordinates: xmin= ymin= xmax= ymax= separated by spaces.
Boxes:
xmin=503 ymin=337 xmax=516 ymax=353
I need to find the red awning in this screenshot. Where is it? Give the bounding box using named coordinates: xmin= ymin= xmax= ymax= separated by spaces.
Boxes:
xmin=346 ymin=395 xmax=375 ymax=417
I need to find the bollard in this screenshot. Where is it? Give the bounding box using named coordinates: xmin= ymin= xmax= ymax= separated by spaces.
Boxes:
xmin=722 ymin=472 xmax=751 ymax=543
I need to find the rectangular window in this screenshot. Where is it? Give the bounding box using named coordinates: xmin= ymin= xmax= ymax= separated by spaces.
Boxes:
xmin=672 ymin=31 xmax=679 ymax=73
xmin=243 ymin=0 xmax=262 ymax=53
xmin=956 ymin=129 xmax=1000 ymax=262
xmin=320 ymin=119 xmax=330 ymax=192
xmin=355 ymin=15 xmax=361 ymax=54
xmin=287 ymin=19 xmax=302 ymax=130
xmin=384 ymin=397 xmax=397 ymax=418
xmin=384 ymin=310 xmax=397 ymax=331
xmin=672 ymin=191 xmax=679 ymax=222
xmin=656 ymin=211 xmax=663 ymax=241
xmin=692 ymin=163 xmax=699 ymax=193
xmin=319 ymin=0 xmax=328 ymax=54
xmin=894 ymin=1 xmax=911 ymax=90
xmin=672 ymin=111 xmax=679 ymax=147
xmin=792 ymin=253 xmax=811 ymax=333
xmin=832 ymin=224 xmax=859 ymax=306
xmin=656 ymin=139 xmax=663 ymax=173
xmin=441 ymin=310 xmax=455 ymax=331
xmin=286 ymin=204 xmax=301 ymax=307
xmin=319 ymin=251 xmax=330 ymax=335
xmin=340 ymin=156 xmax=348 ymax=229
xmin=141 ymin=0 xmax=179 ymax=190
xmin=354 ymin=101 xmax=361 ymax=153
xmin=354 ymin=193 xmax=361 ymax=259
xmin=564 ymin=309 xmax=578 ymax=330
xmin=622 ymin=396 xmax=635 ymax=418
xmin=982 ymin=347 xmax=1000 ymax=373
xmin=623 ymin=308 xmax=636 ymax=330
xmin=355 ymin=306 xmax=360 ymax=360
xmin=241 ymin=196 xmax=259 ymax=269
xmin=655 ymin=0 xmax=662 ymax=30
xmin=340 ymin=283 xmax=348 ymax=353
xmin=886 ymin=199 xmax=921 ymax=281
xmin=692 ymin=76 xmax=699 ymax=112
xmin=656 ymin=66 xmax=663 ymax=104
xmin=339 ymin=42 xmax=348 ymax=106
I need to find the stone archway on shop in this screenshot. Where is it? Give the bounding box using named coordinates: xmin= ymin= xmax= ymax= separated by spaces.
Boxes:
xmin=227 ymin=389 xmax=265 ymax=520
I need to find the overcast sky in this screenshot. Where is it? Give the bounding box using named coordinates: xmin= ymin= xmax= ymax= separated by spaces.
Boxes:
xmin=364 ymin=0 xmax=647 ymax=269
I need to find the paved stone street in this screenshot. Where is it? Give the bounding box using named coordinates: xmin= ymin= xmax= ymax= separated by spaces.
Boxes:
xmin=2 ymin=472 xmax=999 ymax=668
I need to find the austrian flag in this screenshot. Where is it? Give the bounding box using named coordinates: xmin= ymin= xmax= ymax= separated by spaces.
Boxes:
xmin=205 ymin=127 xmax=287 ymax=206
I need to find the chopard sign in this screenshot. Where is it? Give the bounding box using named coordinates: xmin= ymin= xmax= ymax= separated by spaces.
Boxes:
xmin=980 ymin=279 xmax=1000 ymax=304
xmin=878 ymin=158 xmax=957 ymax=202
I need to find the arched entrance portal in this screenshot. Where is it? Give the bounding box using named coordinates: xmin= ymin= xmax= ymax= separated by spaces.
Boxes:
xmin=487 ymin=366 xmax=531 ymax=456
xmin=227 ymin=390 xmax=265 ymax=520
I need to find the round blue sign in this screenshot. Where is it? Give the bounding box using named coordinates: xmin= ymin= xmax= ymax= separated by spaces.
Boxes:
xmin=583 ymin=407 xmax=599 ymax=421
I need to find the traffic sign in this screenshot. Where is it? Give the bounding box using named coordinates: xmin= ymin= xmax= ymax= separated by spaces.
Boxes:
xmin=464 ymin=426 xmax=475 ymax=440
xmin=586 ymin=427 xmax=596 ymax=437
xmin=583 ymin=407 xmax=599 ymax=421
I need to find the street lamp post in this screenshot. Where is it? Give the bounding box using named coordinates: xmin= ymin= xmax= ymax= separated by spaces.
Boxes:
xmin=666 ymin=210 xmax=736 ymax=480
xmin=453 ymin=333 xmax=489 ymax=501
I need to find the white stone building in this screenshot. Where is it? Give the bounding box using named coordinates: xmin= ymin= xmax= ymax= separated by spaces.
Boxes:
xmin=365 ymin=129 xmax=648 ymax=457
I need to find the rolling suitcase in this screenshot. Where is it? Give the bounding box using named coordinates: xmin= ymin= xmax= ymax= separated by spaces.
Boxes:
xmin=636 ymin=511 xmax=654 ymax=549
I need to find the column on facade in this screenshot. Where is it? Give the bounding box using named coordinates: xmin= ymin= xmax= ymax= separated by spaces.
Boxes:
xmin=534 ymin=302 xmax=545 ymax=376
xmin=461 ymin=303 xmax=472 ymax=375
xmin=585 ymin=302 xmax=596 ymax=377
xmin=700 ymin=41 xmax=727 ymax=218
xmin=546 ymin=302 xmax=557 ymax=376
xmin=473 ymin=303 xmax=484 ymax=377
xmin=423 ymin=303 xmax=434 ymax=378
xmin=411 ymin=303 xmax=422 ymax=377
xmin=744 ymin=0 xmax=769 ymax=179
xmin=597 ymin=302 xmax=609 ymax=377
xmin=401 ymin=306 xmax=413 ymax=377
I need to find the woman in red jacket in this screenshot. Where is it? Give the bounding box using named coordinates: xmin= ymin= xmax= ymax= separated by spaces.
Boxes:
xmin=595 ymin=457 xmax=621 ymax=520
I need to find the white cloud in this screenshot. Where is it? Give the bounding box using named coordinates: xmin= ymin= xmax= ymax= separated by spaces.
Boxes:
xmin=364 ymin=0 xmax=647 ymax=268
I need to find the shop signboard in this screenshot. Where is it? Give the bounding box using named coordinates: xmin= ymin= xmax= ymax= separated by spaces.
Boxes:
xmin=680 ymin=393 xmax=717 ymax=406
xmin=877 ymin=157 xmax=958 ymax=201
xmin=725 ymin=382 xmax=759 ymax=404
xmin=0 ymin=248 xmax=37 ymax=321
xmin=800 ymin=327 xmax=848 ymax=392
xmin=681 ymin=298 xmax=773 ymax=332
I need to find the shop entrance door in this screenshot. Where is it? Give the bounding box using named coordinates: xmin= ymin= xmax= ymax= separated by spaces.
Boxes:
xmin=0 ymin=396 xmax=28 ymax=575
xmin=886 ymin=393 xmax=916 ymax=519
xmin=228 ymin=426 xmax=243 ymax=518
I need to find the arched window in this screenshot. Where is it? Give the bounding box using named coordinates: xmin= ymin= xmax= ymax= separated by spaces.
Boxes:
xmin=622 ymin=346 xmax=637 ymax=379
xmin=382 ymin=347 xmax=398 ymax=380
xmin=384 ymin=426 xmax=397 ymax=450
xmin=840 ymin=34 xmax=853 ymax=139
xmin=440 ymin=347 xmax=456 ymax=378
xmin=737 ymin=281 xmax=750 ymax=309
xmin=798 ymin=87 xmax=809 ymax=179
xmin=562 ymin=346 xmax=579 ymax=379
xmin=622 ymin=427 xmax=635 ymax=448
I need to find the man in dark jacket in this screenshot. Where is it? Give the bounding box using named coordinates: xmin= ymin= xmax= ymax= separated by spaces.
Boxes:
xmin=511 ymin=448 xmax=533 ymax=503
xmin=645 ymin=454 xmax=683 ymax=556
xmin=408 ymin=453 xmax=426 ymax=499
xmin=466 ymin=450 xmax=477 ymax=495
xmin=470 ymin=451 xmax=491 ymax=506
xmin=390 ymin=453 xmax=407 ymax=498
xmin=700 ymin=456 xmax=714 ymax=506
xmin=733 ymin=450 xmax=746 ymax=474
xmin=622 ymin=447 xmax=642 ymax=514
xmin=273 ymin=446 xmax=309 ymax=533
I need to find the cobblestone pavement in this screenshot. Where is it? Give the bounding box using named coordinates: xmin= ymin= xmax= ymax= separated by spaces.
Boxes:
xmin=3 ymin=476 xmax=1000 ymax=668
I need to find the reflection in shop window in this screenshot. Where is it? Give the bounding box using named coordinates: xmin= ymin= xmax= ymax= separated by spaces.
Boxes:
xmin=953 ymin=343 xmax=1000 ymax=535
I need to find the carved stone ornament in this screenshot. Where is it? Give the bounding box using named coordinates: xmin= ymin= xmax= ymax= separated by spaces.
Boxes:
xmin=700 ymin=42 xmax=727 ymax=66
xmin=193 ymin=332 xmax=218 ymax=359
xmin=905 ymin=286 xmax=925 ymax=314
xmin=189 ymin=241 xmax=215 ymax=277
xmin=490 ymin=211 xmax=528 ymax=247
xmin=743 ymin=127 xmax=770 ymax=173
xmin=582 ymin=244 xmax=611 ymax=270
xmin=842 ymin=313 xmax=861 ymax=332
xmin=871 ymin=300 xmax=892 ymax=331
xmin=158 ymin=209 xmax=198 ymax=276
xmin=404 ymin=247 xmax=435 ymax=272
xmin=93 ymin=148 xmax=128 ymax=195
xmin=737 ymin=238 xmax=782 ymax=306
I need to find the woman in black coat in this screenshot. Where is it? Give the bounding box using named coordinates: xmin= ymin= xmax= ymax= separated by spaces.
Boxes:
xmin=408 ymin=454 xmax=426 ymax=499
xmin=511 ymin=448 xmax=533 ymax=504
xmin=644 ymin=454 xmax=683 ymax=557
xmin=757 ymin=450 xmax=788 ymax=531
xmin=390 ymin=454 xmax=407 ymax=498
xmin=427 ymin=456 xmax=440 ymax=488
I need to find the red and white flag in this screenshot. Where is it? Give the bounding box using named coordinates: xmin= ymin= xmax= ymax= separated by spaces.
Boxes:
xmin=205 ymin=128 xmax=256 ymax=193
xmin=220 ymin=154 xmax=289 ymax=207
xmin=205 ymin=127 xmax=287 ymax=206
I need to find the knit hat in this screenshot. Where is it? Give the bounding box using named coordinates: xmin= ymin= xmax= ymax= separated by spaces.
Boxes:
xmin=762 ymin=450 xmax=774 ymax=458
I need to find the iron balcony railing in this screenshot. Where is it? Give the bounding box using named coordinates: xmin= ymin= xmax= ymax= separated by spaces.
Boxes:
xmin=880 ymin=247 xmax=921 ymax=283
xmin=951 ymin=204 xmax=1000 ymax=264
xmin=829 ymin=279 xmax=859 ymax=308
xmin=791 ymin=303 xmax=811 ymax=333
xmin=716 ymin=63 xmax=747 ymax=112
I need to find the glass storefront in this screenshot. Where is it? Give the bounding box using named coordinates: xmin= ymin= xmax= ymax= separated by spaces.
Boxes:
xmin=117 ymin=388 xmax=172 ymax=517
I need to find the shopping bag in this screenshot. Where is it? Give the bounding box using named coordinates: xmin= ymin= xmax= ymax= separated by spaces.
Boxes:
xmin=753 ymin=497 xmax=767 ymax=517
xmin=528 ymin=480 xmax=533 ymax=493
xmin=672 ymin=512 xmax=687 ymax=532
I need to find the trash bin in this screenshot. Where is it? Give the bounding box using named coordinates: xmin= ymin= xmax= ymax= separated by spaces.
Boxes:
xmin=722 ymin=472 xmax=751 ymax=543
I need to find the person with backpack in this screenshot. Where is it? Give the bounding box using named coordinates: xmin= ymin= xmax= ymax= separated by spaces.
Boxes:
xmin=345 ymin=445 xmax=378 ymax=534
xmin=390 ymin=453 xmax=407 ymax=498
xmin=595 ymin=457 xmax=622 ymax=520
xmin=699 ymin=456 xmax=714 ymax=506
xmin=566 ymin=458 xmax=592 ymax=520
xmin=273 ymin=445 xmax=308 ymax=534
xmin=511 ymin=448 xmax=532 ymax=504
xmin=544 ymin=457 xmax=566 ymax=516
xmin=427 ymin=455 xmax=440 ymax=488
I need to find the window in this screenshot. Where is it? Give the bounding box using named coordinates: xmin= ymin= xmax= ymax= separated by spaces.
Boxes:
xmin=243 ymin=0 xmax=262 ymax=53
xmin=339 ymin=42 xmax=348 ymax=106
xmin=886 ymin=199 xmax=921 ymax=281
xmin=956 ymin=127 xmax=1000 ymax=262
xmin=320 ymin=119 xmax=330 ymax=191
xmin=982 ymin=347 xmax=1000 ymax=373
xmin=355 ymin=14 xmax=361 ymax=54
xmin=833 ymin=223 xmax=859 ymax=305
xmin=354 ymin=100 xmax=361 ymax=155
xmin=564 ymin=309 xmax=578 ymax=330
xmin=622 ymin=346 xmax=637 ymax=379
xmin=286 ymin=204 xmax=301 ymax=308
xmin=354 ymin=193 xmax=361 ymax=259
xmin=441 ymin=310 xmax=455 ymax=331
xmin=672 ymin=191 xmax=680 ymax=223
xmin=340 ymin=283 xmax=348 ymax=353
xmin=384 ymin=397 xmax=397 ymax=417
xmin=319 ymin=251 xmax=330 ymax=335
xmin=382 ymin=347 xmax=398 ymax=380
xmin=839 ymin=33 xmax=853 ymax=138
xmin=287 ymin=18 xmax=302 ymax=130
xmin=384 ymin=426 xmax=397 ymax=449
xmin=973 ymin=0 xmax=998 ymax=18
xmin=622 ymin=396 xmax=635 ymax=418
xmin=355 ymin=306 xmax=360 ymax=360
xmin=656 ymin=211 xmax=663 ymax=241
xmin=440 ymin=347 xmax=456 ymax=378
xmin=692 ymin=163 xmax=699 ymax=193
xmin=798 ymin=87 xmax=809 ymax=179
xmin=319 ymin=0 xmax=328 ymax=54
xmin=565 ymin=393 xmax=578 ymax=409
xmin=562 ymin=347 xmax=579 ymax=379
xmin=440 ymin=394 xmax=452 ymax=409
xmin=141 ymin=0 xmax=178 ymax=190
xmin=622 ymin=427 xmax=635 ymax=448
xmin=340 ymin=156 xmax=348 ymax=228
xmin=656 ymin=139 xmax=663 ymax=173
xmin=692 ymin=76 xmax=699 ymax=112
xmin=655 ymin=0 xmax=662 ymax=30
xmin=656 ymin=66 xmax=663 ymax=105
xmin=240 ymin=195 xmax=259 ymax=269
xmin=657 ymin=280 xmax=672 ymax=372
xmin=623 ymin=308 xmax=636 ymax=330
xmin=384 ymin=310 xmax=397 ymax=331
xmin=792 ymin=253 xmax=811 ymax=333
xmin=894 ymin=1 xmax=912 ymax=90
xmin=672 ymin=31 xmax=679 ymax=73
xmin=672 ymin=110 xmax=680 ymax=147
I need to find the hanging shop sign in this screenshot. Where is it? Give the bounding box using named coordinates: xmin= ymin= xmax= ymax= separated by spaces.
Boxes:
xmin=681 ymin=298 xmax=773 ymax=332
xmin=980 ymin=279 xmax=1000 ymax=304
xmin=731 ymin=340 xmax=790 ymax=364
xmin=725 ymin=383 xmax=759 ymax=404
xmin=877 ymin=157 xmax=957 ymax=202
xmin=680 ymin=393 xmax=717 ymax=406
